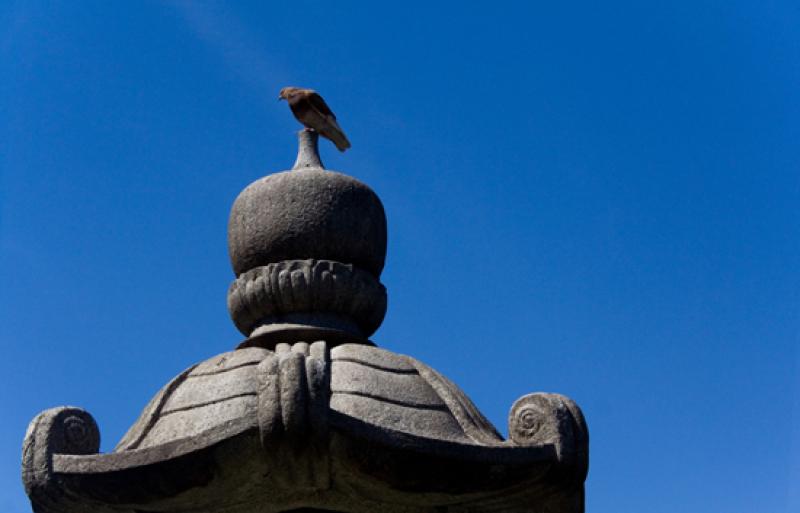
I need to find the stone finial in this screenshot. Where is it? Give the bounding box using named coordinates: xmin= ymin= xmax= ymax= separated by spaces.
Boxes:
xmin=292 ymin=129 xmax=324 ymax=170
xmin=227 ymin=131 xmax=387 ymax=344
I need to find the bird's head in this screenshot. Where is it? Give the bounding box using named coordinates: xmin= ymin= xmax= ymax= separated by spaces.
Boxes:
xmin=278 ymin=87 xmax=302 ymax=101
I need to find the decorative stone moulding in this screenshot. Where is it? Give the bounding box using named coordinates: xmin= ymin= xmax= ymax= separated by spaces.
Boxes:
xmin=22 ymin=131 xmax=589 ymax=513
xmin=228 ymin=259 xmax=387 ymax=338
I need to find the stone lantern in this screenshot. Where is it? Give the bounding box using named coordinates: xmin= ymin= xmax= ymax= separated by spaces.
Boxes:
xmin=22 ymin=132 xmax=589 ymax=512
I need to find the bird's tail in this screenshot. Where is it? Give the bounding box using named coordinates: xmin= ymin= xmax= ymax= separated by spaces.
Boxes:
xmin=328 ymin=119 xmax=351 ymax=152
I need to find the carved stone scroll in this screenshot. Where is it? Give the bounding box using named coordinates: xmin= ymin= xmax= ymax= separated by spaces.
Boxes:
xmin=22 ymin=407 xmax=100 ymax=512
xmin=508 ymin=392 xmax=589 ymax=481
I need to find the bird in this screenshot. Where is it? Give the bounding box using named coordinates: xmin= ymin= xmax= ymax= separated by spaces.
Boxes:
xmin=279 ymin=87 xmax=351 ymax=152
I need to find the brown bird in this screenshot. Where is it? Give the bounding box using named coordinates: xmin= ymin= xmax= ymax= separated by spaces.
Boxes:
xmin=279 ymin=87 xmax=351 ymax=151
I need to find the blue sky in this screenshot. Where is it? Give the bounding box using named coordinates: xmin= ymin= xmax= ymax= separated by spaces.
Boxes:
xmin=1 ymin=1 xmax=798 ymax=511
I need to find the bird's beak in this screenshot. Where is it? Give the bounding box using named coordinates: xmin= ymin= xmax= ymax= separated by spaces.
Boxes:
xmin=277 ymin=96 xmax=283 ymax=101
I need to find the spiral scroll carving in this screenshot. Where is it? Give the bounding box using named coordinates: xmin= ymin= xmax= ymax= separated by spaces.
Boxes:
xmin=513 ymin=405 xmax=545 ymax=439
xmin=228 ymin=259 xmax=387 ymax=337
xmin=61 ymin=413 xmax=99 ymax=454
xmin=508 ymin=393 xmax=589 ymax=480
xmin=22 ymin=407 xmax=100 ymax=501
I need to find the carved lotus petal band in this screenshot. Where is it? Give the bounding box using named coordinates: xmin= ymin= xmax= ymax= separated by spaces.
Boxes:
xmin=228 ymin=259 xmax=387 ymax=337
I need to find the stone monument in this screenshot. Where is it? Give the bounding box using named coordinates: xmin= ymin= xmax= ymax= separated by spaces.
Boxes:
xmin=22 ymin=131 xmax=589 ymax=512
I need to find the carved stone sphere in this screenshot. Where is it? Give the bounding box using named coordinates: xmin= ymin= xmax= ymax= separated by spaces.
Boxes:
xmin=228 ymin=168 xmax=387 ymax=278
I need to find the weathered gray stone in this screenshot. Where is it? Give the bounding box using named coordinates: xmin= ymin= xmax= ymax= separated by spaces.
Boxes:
xmin=293 ymin=128 xmax=325 ymax=170
xmin=226 ymin=133 xmax=388 ymax=343
xmin=228 ymin=259 xmax=386 ymax=338
xmin=227 ymin=147 xmax=387 ymax=279
xmin=22 ymin=407 xmax=101 ymax=513
xmin=22 ymin=130 xmax=589 ymax=512
xmin=23 ymin=341 xmax=588 ymax=512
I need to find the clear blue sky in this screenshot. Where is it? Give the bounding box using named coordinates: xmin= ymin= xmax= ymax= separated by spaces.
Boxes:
xmin=2 ymin=1 xmax=798 ymax=511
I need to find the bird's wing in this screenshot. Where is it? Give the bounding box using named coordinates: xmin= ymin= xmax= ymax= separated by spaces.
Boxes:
xmin=296 ymin=90 xmax=350 ymax=151
xmin=306 ymin=92 xmax=336 ymax=119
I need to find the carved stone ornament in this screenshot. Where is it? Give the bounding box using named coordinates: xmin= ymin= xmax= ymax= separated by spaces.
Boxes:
xmin=22 ymin=131 xmax=589 ymax=512
xmin=228 ymin=259 xmax=387 ymax=338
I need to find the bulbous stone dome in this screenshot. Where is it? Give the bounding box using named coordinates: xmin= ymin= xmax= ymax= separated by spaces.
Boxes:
xmin=227 ymin=168 xmax=387 ymax=278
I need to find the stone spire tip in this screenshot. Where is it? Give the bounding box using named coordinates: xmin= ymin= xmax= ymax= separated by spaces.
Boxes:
xmin=292 ymin=129 xmax=324 ymax=170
